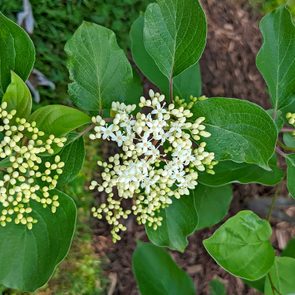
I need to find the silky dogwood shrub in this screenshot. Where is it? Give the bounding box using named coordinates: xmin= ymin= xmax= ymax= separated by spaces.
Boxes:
xmin=1 ymin=0 xmax=295 ymax=294
xmin=0 ymin=13 xmax=92 ymax=292
xmin=64 ymin=0 xmax=290 ymax=294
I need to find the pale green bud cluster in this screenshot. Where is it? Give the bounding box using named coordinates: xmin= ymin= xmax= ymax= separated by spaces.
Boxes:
xmin=287 ymin=112 xmax=295 ymax=136
xmin=0 ymin=102 xmax=66 ymax=230
xmin=174 ymin=95 xmax=208 ymax=110
xmin=89 ymin=90 xmax=217 ymax=242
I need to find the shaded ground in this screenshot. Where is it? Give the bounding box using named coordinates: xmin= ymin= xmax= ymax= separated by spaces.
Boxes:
xmin=92 ymin=1 xmax=294 ymax=294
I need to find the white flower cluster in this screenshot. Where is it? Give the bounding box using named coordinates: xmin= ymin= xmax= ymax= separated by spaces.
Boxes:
xmin=287 ymin=112 xmax=295 ymax=136
xmin=0 ymin=102 xmax=66 ymax=229
xmin=90 ymin=90 xmax=217 ymax=242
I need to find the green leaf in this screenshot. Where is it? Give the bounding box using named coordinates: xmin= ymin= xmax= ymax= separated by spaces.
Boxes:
xmin=257 ymin=6 xmax=295 ymax=113
xmin=65 ymin=21 xmax=140 ymax=113
xmin=199 ymin=156 xmax=283 ymax=187
xmin=146 ymin=185 xmax=231 ymax=252
xmin=267 ymin=109 xmax=284 ymax=131
xmin=29 ymin=105 xmax=91 ymax=137
xmin=209 ymin=279 xmax=227 ymax=295
xmin=0 ymin=13 xmax=35 ymax=96
xmin=203 ymin=210 xmax=275 ymax=281
xmin=286 ymin=154 xmax=295 ymax=198
xmin=283 ymin=132 xmax=295 ymax=148
xmin=174 ymin=63 xmax=202 ymax=100
xmin=130 ymin=15 xmax=202 ymax=99
xmin=143 ymin=0 xmax=206 ymax=79
xmin=282 ymin=238 xmax=295 ymax=259
xmin=0 ymin=190 xmax=76 ymax=292
xmin=132 ymin=242 xmax=196 ymax=295
xmin=192 ymin=98 xmax=277 ymax=169
xmin=56 ymin=136 xmax=85 ymax=186
xmin=264 ymin=257 xmax=295 ymax=295
xmin=0 ymin=157 xmax=11 ymax=168
xmin=2 ymin=71 xmax=32 ymax=118
xmin=145 ymin=193 xmax=199 ymax=252
xmin=194 ymin=185 xmax=232 ymax=230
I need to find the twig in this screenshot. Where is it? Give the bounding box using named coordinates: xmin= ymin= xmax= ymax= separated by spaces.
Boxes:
xmin=277 ymin=140 xmax=295 ymax=152
xmin=275 ymin=147 xmax=286 ymax=158
xmin=107 ymin=272 xmax=117 ymax=295
xmin=281 ymin=127 xmax=295 ymax=133
xmin=70 ymin=123 xmax=95 ymax=143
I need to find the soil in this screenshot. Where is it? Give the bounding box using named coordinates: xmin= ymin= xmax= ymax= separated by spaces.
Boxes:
xmin=91 ymin=1 xmax=295 ymax=294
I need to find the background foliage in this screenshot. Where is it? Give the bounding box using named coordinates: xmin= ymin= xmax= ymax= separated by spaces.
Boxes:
xmin=250 ymin=0 xmax=295 ymax=14
xmin=0 ymin=0 xmax=148 ymax=104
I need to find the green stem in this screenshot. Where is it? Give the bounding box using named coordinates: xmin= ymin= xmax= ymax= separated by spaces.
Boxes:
xmin=267 ymin=273 xmax=282 ymax=295
xmin=169 ymin=76 xmax=174 ymax=103
xmin=277 ymin=140 xmax=295 ymax=152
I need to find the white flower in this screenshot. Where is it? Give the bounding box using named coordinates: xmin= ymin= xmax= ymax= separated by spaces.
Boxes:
xmin=146 ymin=119 xmax=165 ymax=140
xmin=100 ymin=125 xmax=115 ymax=140
xmin=112 ymin=102 xmax=136 ymax=114
xmin=151 ymin=101 xmax=167 ymax=119
xmin=113 ymin=131 xmax=127 ymax=147
xmin=145 ymin=145 xmax=160 ymax=160
xmin=136 ymin=133 xmax=153 ymax=154
xmin=90 ymin=90 xmax=217 ymax=242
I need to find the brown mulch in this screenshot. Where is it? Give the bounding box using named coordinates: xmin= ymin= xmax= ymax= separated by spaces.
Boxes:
xmin=91 ymin=1 xmax=294 ymax=294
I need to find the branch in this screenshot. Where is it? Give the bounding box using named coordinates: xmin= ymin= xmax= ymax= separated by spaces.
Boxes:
xmin=275 ymin=147 xmax=287 ymax=158
xmin=277 ymin=140 xmax=295 ymax=152
xmin=281 ymin=127 xmax=295 ymax=133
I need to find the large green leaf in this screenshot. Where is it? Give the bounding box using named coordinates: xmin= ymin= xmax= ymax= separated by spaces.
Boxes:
xmin=130 ymin=15 xmax=202 ymax=99
xmin=286 ymin=154 xmax=295 ymax=198
xmin=194 ymin=185 xmax=232 ymax=230
xmin=29 ymin=105 xmax=91 ymax=137
xmin=192 ymin=98 xmax=277 ymax=169
xmin=132 ymin=242 xmax=196 ymax=295
xmin=199 ymin=156 xmax=283 ymax=187
xmin=204 ymin=210 xmax=275 ymax=281
xmin=0 ymin=13 xmax=35 ymax=96
xmin=145 ymin=193 xmax=199 ymax=252
xmin=56 ymin=136 xmax=85 ymax=186
xmin=0 ymin=190 xmax=76 ymax=291
xmin=146 ymin=185 xmax=231 ymax=252
xmin=143 ymin=0 xmax=206 ymax=79
xmin=2 ymin=71 xmax=32 ymax=119
xmin=264 ymin=257 xmax=295 ymax=295
xmin=65 ymin=22 xmax=140 ymax=113
xmin=257 ymin=6 xmax=295 ymax=113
